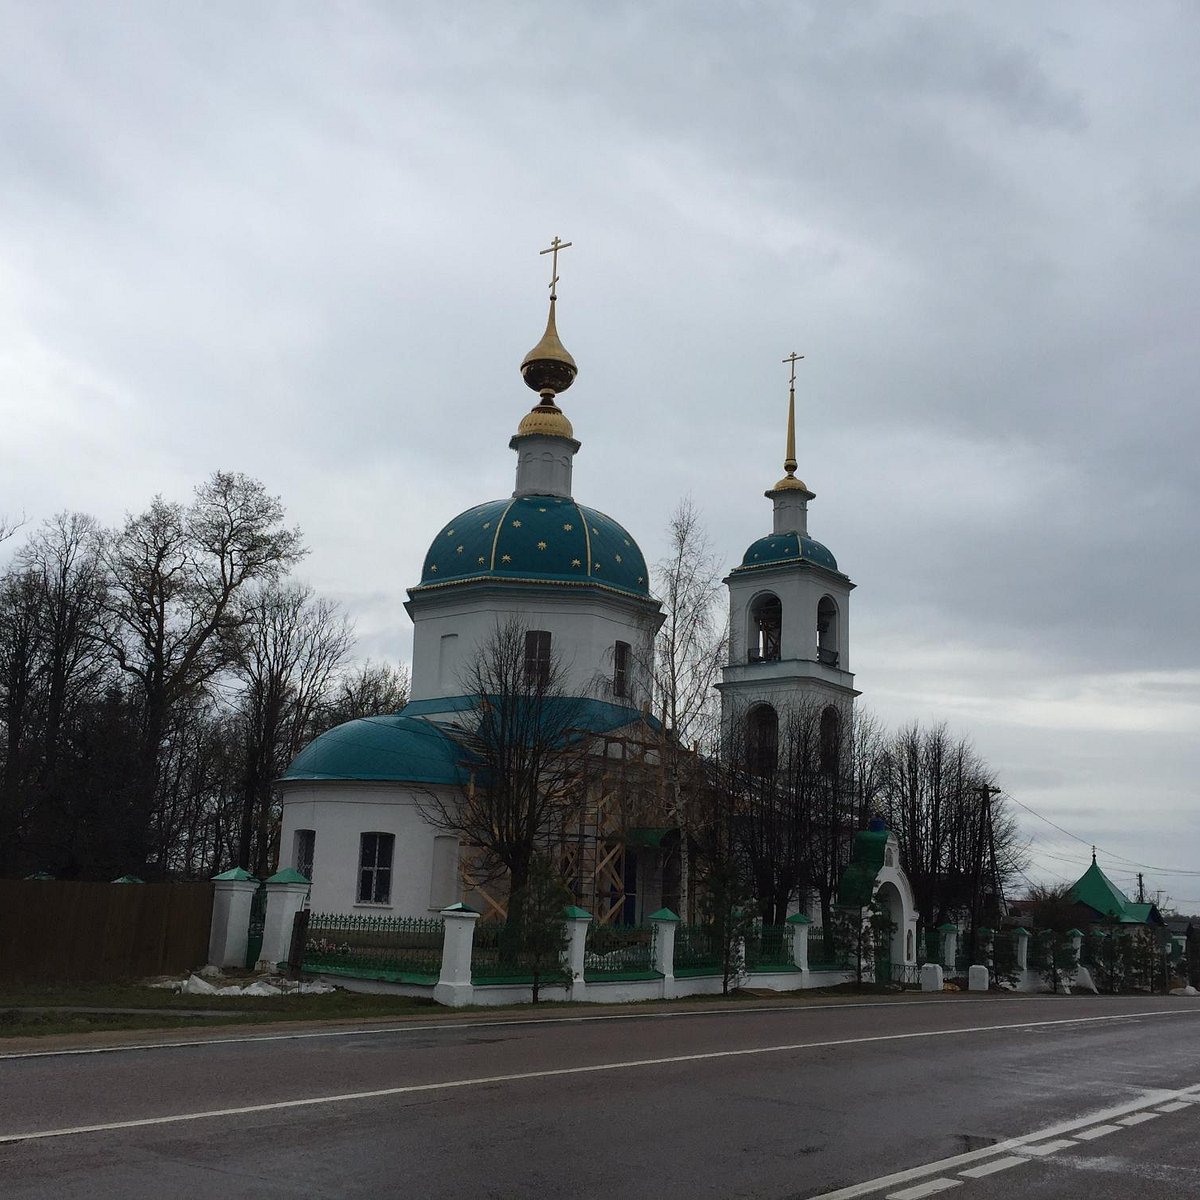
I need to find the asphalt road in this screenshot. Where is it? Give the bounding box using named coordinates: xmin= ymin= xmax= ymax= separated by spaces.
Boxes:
xmin=1 ymin=993 xmax=1198 ymax=1199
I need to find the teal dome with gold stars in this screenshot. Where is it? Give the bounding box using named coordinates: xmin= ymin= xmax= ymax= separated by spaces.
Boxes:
xmin=413 ymin=496 xmax=650 ymax=598
xmin=734 ymin=531 xmax=839 ymax=574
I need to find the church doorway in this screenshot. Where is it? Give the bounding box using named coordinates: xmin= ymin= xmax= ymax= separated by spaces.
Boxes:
xmin=873 ymin=881 xmax=905 ymax=984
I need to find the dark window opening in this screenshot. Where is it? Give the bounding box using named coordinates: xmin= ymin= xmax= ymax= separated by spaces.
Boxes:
xmin=817 ymin=596 xmax=839 ymax=667
xmin=524 ymin=629 xmax=552 ymax=689
xmin=613 ymin=640 xmax=631 ymax=698
xmin=819 ymin=705 xmax=841 ymax=775
xmin=357 ymin=832 xmax=394 ymax=904
xmin=295 ymin=829 xmax=315 ymax=881
xmin=749 ymin=595 xmax=782 ymax=663
xmin=747 ymin=704 xmax=779 ymax=775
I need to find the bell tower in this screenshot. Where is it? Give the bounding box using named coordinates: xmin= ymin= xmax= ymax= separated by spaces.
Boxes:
xmin=717 ymin=354 xmax=858 ymax=763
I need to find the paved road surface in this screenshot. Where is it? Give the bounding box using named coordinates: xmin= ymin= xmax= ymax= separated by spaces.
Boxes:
xmin=1 ymin=993 xmax=1198 ymax=1198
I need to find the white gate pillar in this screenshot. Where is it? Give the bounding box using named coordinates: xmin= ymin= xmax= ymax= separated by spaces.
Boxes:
xmin=649 ymin=908 xmax=679 ymax=999
xmin=1013 ymin=927 xmax=1030 ymax=971
xmin=434 ymin=903 xmax=479 ymax=1007
xmin=787 ymin=912 xmax=811 ymax=973
xmin=563 ymin=905 xmax=591 ymax=999
xmin=939 ymin=922 xmax=958 ymax=970
xmin=259 ymin=869 xmax=311 ymax=972
xmin=208 ymin=868 xmax=259 ymax=969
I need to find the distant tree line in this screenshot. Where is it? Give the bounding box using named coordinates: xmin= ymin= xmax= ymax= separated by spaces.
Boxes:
xmin=0 ymin=472 xmax=408 ymax=882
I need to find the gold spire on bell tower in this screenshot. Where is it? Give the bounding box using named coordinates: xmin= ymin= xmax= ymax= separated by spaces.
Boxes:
xmin=516 ymin=236 xmax=578 ymax=439
xmin=771 ymin=351 xmax=810 ymax=492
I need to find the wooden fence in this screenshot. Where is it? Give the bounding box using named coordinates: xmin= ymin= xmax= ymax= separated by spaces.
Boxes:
xmin=0 ymin=880 xmax=214 ymax=982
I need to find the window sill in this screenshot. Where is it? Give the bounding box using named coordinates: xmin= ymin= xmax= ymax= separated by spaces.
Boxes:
xmin=353 ymin=902 xmax=393 ymax=909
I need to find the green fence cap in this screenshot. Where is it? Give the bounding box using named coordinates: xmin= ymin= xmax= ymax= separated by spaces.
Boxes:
xmin=111 ymin=875 xmax=144 ymax=884
xmin=265 ymin=868 xmax=310 ymax=885
xmin=977 ymin=927 xmax=994 ymax=936
xmin=647 ymin=907 xmax=680 ymax=922
xmin=562 ymin=905 xmax=592 ymax=920
xmin=212 ymin=867 xmax=258 ymax=882
xmin=1065 ymin=928 xmax=1084 ymax=937
xmin=1012 ymin=927 xmax=1030 ymax=936
xmin=937 ymin=922 xmax=958 ymax=932
xmin=786 ymin=912 xmax=812 ymax=925
xmin=24 ymin=871 xmax=55 ymax=881
xmin=441 ymin=901 xmax=480 ymax=914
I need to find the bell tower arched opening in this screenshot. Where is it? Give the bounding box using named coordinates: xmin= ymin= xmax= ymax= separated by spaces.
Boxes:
xmin=748 ymin=593 xmax=782 ymax=663
xmin=816 ymin=595 xmax=839 ymax=666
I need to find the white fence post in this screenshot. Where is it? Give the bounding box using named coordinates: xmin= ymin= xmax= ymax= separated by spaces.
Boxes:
xmin=259 ymin=869 xmax=311 ymax=972
xmin=940 ymin=922 xmax=958 ymax=970
xmin=787 ymin=912 xmax=811 ymax=975
xmin=649 ymin=908 xmax=679 ymax=999
xmin=563 ymin=905 xmax=591 ymax=999
xmin=1013 ymin=927 xmax=1030 ymax=972
xmin=434 ymin=902 xmax=479 ymax=1007
xmin=208 ymin=868 xmax=259 ymax=969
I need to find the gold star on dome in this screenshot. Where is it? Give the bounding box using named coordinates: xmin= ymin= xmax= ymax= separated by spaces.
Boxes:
xmin=430 ymin=564 xmax=438 ymax=572
xmin=624 ymin=539 xmax=630 ymax=547
xmin=615 ymin=554 xmax=622 ymax=563
xmin=537 ymin=541 xmax=547 ymax=550
xmin=482 ymin=521 xmax=491 ymax=529
xmin=501 ymin=554 xmax=512 ymax=563
xmin=477 ymin=555 xmax=485 ymax=564
xmin=445 ymin=529 xmax=455 ymax=537
xmin=592 ymin=527 xmax=599 ymax=535
xmin=455 ymin=545 xmax=464 ymax=554
xmin=594 ymin=561 xmax=601 ymax=570
xmin=512 ymin=519 xmax=522 ymax=528
xmin=571 ymin=558 xmax=582 ymax=567
xmin=538 ymin=507 xmax=547 ymax=513
xmin=563 ymin=523 xmax=573 ymax=532
xmin=637 ymin=576 xmax=644 ymax=584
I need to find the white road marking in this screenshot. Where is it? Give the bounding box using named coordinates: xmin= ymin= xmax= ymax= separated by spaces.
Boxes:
xmin=1018 ymin=1138 xmax=1075 ymax=1155
xmin=887 ymin=1180 xmax=961 ymax=1199
xmin=1118 ymin=1112 xmax=1159 ymax=1125
xmin=810 ymin=1079 xmax=1200 ymax=1199
xmin=1157 ymin=1100 xmax=1189 ymax=1113
xmin=0 ymin=995 xmax=1024 ymax=1062
xmin=1074 ymin=1124 xmax=1121 ymax=1140
xmin=0 ymin=1012 xmax=1196 ymax=1147
xmin=959 ymin=1156 xmax=1027 ymax=1178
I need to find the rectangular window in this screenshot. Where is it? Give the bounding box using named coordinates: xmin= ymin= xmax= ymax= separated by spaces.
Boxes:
xmin=357 ymin=832 xmax=394 ymax=905
xmin=613 ymin=640 xmax=630 ymax=698
xmin=524 ymin=629 xmax=552 ymax=689
xmin=294 ymin=829 xmax=315 ymax=881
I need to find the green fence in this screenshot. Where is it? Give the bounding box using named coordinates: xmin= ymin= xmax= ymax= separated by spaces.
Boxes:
xmin=584 ymin=923 xmax=659 ymax=981
xmin=808 ymin=926 xmax=852 ymax=971
xmin=673 ymin=924 xmax=723 ymax=976
xmin=746 ymin=924 xmax=798 ymax=972
xmin=471 ymin=921 xmax=570 ymax=985
xmin=302 ymin=912 xmax=444 ymax=982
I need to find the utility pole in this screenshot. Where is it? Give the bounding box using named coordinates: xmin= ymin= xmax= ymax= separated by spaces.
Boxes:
xmin=1137 ymin=873 xmax=1146 ymax=904
xmin=970 ymin=784 xmax=1002 ymax=962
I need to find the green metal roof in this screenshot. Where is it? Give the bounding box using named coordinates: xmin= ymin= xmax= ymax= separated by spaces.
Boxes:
xmin=837 ymin=829 xmax=890 ymax=907
xmin=734 ymin=531 xmax=839 ymax=575
xmin=282 ymin=697 xmax=657 ymax=786
xmin=1067 ymin=860 xmax=1163 ymax=925
xmin=411 ymin=495 xmax=651 ymax=599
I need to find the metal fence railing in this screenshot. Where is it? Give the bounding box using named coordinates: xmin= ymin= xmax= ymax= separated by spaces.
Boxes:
xmin=471 ymin=921 xmax=569 ymax=985
xmin=890 ymin=962 xmax=923 ymax=988
xmin=584 ymin=923 xmax=658 ymax=980
xmin=745 ymin=924 xmax=797 ymax=972
xmin=673 ymin=924 xmax=724 ymax=976
xmin=808 ymin=926 xmax=853 ymax=971
xmin=302 ymin=912 xmax=444 ymax=981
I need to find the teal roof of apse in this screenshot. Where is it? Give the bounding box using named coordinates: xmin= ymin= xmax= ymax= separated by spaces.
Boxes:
xmin=281 ymin=697 xmax=657 ymax=786
xmin=735 ymin=531 xmax=839 ymax=574
xmin=413 ymin=496 xmax=650 ymax=599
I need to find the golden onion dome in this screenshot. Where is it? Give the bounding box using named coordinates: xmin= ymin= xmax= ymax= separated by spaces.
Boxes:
xmin=516 ymin=401 xmax=574 ymax=439
xmin=520 ymin=297 xmax=578 ymax=398
xmin=770 ymin=473 xmax=810 ymax=492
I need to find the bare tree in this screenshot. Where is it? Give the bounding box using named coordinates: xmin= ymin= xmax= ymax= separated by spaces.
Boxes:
xmin=418 ymin=617 xmax=587 ymax=906
xmin=649 ymin=498 xmax=726 ymax=920
xmin=102 ymin=471 xmax=303 ymax=875
xmin=317 ymin=659 xmax=411 ymax=731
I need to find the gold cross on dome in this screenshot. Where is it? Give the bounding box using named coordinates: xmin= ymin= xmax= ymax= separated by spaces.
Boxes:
xmin=539 ymin=236 xmax=573 ymax=299
xmin=782 ymin=351 xmax=804 ymax=387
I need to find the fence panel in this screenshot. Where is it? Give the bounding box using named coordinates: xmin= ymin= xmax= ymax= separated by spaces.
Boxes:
xmin=471 ymin=921 xmax=569 ymax=985
xmin=673 ymin=924 xmax=723 ymax=976
xmin=302 ymin=912 xmax=444 ymax=982
xmin=808 ymin=926 xmax=852 ymax=971
xmin=746 ymin=925 xmax=797 ymax=972
xmin=0 ymin=879 xmax=213 ymax=981
xmin=584 ymin=923 xmax=658 ymax=981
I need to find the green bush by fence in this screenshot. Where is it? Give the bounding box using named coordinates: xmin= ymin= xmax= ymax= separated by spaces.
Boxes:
xmin=745 ymin=924 xmax=797 ymax=972
xmin=673 ymin=924 xmax=723 ymax=976
xmin=471 ymin=920 xmax=569 ymax=985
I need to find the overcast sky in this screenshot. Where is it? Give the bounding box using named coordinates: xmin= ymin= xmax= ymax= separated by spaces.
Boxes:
xmin=2 ymin=2 xmax=1197 ymax=905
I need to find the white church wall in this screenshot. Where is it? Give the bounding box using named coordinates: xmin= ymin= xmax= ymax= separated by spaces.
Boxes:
xmin=408 ymin=587 xmax=657 ymax=704
xmin=280 ymin=782 xmax=459 ymax=916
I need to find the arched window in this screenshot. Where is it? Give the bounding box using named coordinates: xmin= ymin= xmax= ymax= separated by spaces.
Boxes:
xmin=819 ymin=705 xmax=841 ymax=775
xmin=817 ymin=596 xmax=839 ymax=666
xmin=749 ymin=594 xmax=782 ymax=663
xmin=746 ymin=704 xmax=779 ymax=775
